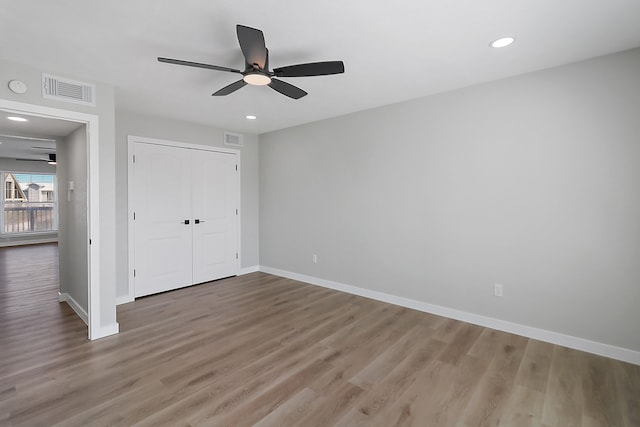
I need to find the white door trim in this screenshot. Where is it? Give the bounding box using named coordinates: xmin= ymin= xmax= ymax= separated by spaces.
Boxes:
xmin=0 ymin=99 xmax=102 ymax=340
xmin=126 ymin=135 xmax=241 ymax=303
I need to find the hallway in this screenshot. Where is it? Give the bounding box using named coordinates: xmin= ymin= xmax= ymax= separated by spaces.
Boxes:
xmin=0 ymin=243 xmax=87 ymax=379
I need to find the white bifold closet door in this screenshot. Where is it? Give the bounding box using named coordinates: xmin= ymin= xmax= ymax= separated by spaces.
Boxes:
xmin=133 ymin=142 xmax=239 ymax=298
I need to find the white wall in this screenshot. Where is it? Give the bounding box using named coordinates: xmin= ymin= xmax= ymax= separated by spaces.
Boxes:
xmin=114 ymin=110 xmax=260 ymax=300
xmin=259 ymin=48 xmax=640 ymax=354
xmin=57 ymin=126 xmax=89 ymax=310
xmin=0 ymin=58 xmax=118 ymax=335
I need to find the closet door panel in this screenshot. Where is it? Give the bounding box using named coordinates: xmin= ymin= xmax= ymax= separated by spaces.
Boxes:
xmin=191 ymin=149 xmax=239 ymax=284
xmin=133 ymin=143 xmax=193 ymax=297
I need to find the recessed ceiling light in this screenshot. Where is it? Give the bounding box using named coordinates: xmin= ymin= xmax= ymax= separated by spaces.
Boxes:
xmin=7 ymin=116 xmax=28 ymax=122
xmin=246 ymin=115 xmax=257 ymax=120
xmin=490 ymin=37 xmax=515 ymax=48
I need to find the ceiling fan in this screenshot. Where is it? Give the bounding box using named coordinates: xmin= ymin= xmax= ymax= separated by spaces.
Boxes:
xmin=15 ymin=153 xmax=57 ymax=165
xmin=158 ymin=24 xmax=345 ymax=99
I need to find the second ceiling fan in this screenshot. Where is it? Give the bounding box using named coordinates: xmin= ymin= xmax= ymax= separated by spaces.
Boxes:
xmin=158 ymin=24 xmax=345 ymax=99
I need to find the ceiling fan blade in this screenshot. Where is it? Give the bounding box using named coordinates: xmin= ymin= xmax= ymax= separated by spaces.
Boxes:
xmin=236 ymin=25 xmax=267 ymax=69
xmin=268 ymin=78 xmax=307 ymax=99
xmin=273 ymin=61 xmax=345 ymax=77
xmin=158 ymin=57 xmax=242 ymax=74
xmin=212 ymin=79 xmax=248 ymax=96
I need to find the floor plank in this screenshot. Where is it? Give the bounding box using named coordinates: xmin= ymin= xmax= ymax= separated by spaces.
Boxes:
xmin=1 ymin=243 xmax=638 ymax=426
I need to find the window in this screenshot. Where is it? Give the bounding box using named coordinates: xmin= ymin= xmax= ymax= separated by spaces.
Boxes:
xmin=1 ymin=172 xmax=58 ymax=234
xmin=42 ymin=191 xmax=55 ymax=202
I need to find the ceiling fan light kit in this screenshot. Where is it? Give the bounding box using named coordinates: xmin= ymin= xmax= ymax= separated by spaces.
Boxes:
xmin=158 ymin=24 xmax=345 ymax=99
xmin=243 ymin=72 xmax=271 ymax=86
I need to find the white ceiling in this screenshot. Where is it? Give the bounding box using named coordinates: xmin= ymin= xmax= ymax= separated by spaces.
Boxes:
xmin=0 ymin=114 xmax=82 ymax=138
xmin=1 ymin=1 xmax=640 ymax=134
xmin=0 ymin=114 xmax=83 ymax=160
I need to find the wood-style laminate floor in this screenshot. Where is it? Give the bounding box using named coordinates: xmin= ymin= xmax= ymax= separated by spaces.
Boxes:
xmin=1 ymin=244 xmax=638 ymax=426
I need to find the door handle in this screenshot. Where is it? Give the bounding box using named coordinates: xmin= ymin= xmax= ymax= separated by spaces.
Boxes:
xmin=182 ymin=219 xmax=190 ymax=225
xmin=195 ymin=219 xmax=205 ymax=224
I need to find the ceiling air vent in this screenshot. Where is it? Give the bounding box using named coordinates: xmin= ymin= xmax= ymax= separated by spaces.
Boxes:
xmin=42 ymin=73 xmax=96 ymax=106
xmin=224 ymin=132 xmax=243 ymax=147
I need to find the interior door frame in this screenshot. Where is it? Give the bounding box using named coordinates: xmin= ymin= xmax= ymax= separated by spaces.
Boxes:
xmin=126 ymin=135 xmax=240 ymax=302
xmin=0 ymin=99 xmax=102 ymax=340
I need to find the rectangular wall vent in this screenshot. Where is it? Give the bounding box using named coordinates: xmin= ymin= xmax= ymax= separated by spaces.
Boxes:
xmin=42 ymin=73 xmax=96 ymax=106
xmin=224 ymin=132 xmax=243 ymax=147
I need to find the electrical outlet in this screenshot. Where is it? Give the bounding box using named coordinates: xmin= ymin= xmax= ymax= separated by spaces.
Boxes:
xmin=312 ymin=254 xmax=317 ymax=264
xmin=494 ymin=283 xmax=503 ymax=297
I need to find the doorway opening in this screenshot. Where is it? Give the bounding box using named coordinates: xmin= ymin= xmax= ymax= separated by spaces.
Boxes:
xmin=0 ymin=99 xmax=103 ymax=339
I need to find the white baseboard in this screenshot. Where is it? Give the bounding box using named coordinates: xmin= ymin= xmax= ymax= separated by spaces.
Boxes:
xmin=58 ymin=292 xmax=88 ymax=325
xmin=59 ymin=293 xmax=119 ymax=340
xmin=240 ymin=265 xmax=260 ymax=275
xmin=90 ymin=323 xmax=120 ymax=340
xmin=259 ymin=266 xmax=640 ymax=365
xmin=116 ymin=295 xmax=134 ymax=305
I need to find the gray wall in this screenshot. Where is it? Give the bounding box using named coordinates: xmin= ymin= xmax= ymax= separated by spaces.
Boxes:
xmin=259 ymin=48 xmax=640 ymax=352
xmin=1 ymin=58 xmax=118 ymax=332
xmin=114 ymin=110 xmax=260 ymax=299
xmin=57 ymin=126 xmax=88 ymax=309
